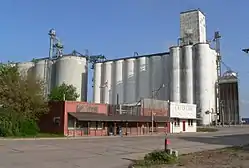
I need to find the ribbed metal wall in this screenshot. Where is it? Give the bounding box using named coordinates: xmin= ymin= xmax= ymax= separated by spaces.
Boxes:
xmin=219 ymin=77 xmax=239 ymax=125
xmin=170 ymin=46 xmax=181 ymax=102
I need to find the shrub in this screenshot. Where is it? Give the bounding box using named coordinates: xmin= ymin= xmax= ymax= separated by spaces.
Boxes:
xmin=134 ymin=150 xmax=178 ymax=166
xmin=19 ymin=119 xmax=39 ymax=136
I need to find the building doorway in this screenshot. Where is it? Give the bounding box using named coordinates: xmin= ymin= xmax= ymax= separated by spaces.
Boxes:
xmin=182 ymin=120 xmax=186 ymax=132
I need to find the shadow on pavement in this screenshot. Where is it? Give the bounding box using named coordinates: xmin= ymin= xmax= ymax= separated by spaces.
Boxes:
xmin=179 ymin=134 xmax=249 ymax=147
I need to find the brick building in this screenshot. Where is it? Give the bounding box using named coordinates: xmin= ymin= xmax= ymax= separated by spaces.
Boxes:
xmin=39 ymin=99 xmax=172 ymax=137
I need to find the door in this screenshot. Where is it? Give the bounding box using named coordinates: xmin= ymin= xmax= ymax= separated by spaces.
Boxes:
xmin=182 ymin=121 xmax=186 ymax=132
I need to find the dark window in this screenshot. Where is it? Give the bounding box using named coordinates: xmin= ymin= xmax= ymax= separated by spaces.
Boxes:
xmin=188 ymin=119 xmax=193 ymax=126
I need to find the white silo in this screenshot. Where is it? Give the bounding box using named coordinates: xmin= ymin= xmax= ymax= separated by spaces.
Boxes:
xmin=181 ymin=45 xmax=194 ymax=103
xmin=137 ymin=57 xmax=151 ymax=100
xmin=124 ymin=58 xmax=136 ymax=103
xmin=55 ymin=55 xmax=88 ymax=101
xmin=170 ymin=46 xmax=181 ymax=102
xmin=16 ymin=61 xmax=34 ymax=78
xmin=150 ymin=56 xmax=163 ymax=99
xmin=195 ymin=43 xmax=215 ymax=125
xmin=103 ymin=61 xmax=113 ymax=104
xmin=93 ymin=62 xmax=102 ymax=103
xmin=162 ymin=55 xmax=170 ymax=101
xmin=112 ymin=59 xmax=124 ymax=104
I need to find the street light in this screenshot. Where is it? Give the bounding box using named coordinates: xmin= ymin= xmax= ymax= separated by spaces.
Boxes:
xmin=151 ymin=84 xmax=165 ymax=134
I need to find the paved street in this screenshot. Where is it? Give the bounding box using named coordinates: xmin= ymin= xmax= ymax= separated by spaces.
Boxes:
xmin=0 ymin=127 xmax=249 ymax=168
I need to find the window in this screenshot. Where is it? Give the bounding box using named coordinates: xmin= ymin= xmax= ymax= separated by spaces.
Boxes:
xmin=188 ymin=119 xmax=193 ymax=126
xmin=174 ymin=119 xmax=180 ymax=126
xmin=90 ymin=121 xmax=104 ymax=130
xmin=157 ymin=122 xmax=166 ymax=128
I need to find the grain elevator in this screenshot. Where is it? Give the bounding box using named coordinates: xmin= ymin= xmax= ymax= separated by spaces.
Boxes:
xmin=93 ymin=9 xmax=224 ymax=125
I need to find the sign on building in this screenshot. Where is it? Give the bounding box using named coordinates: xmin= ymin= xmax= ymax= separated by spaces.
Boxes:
xmin=169 ymin=102 xmax=196 ymax=119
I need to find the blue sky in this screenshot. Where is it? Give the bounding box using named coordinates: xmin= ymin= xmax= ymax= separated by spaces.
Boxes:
xmin=1 ymin=0 xmax=249 ymax=117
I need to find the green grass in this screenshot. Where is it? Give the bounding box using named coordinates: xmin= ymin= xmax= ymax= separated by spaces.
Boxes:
xmin=197 ymin=127 xmax=218 ymax=132
xmin=3 ymin=133 xmax=65 ymax=138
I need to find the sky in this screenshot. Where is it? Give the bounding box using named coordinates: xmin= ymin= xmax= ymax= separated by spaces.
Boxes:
xmin=1 ymin=0 xmax=249 ymax=117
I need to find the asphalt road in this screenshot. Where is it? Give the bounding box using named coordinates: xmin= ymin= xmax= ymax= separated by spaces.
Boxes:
xmin=0 ymin=127 xmax=249 ymax=168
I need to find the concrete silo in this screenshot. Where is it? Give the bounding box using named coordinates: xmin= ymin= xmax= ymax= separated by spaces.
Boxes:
xmin=102 ymin=61 xmax=113 ymax=104
xmin=93 ymin=62 xmax=102 ymax=103
xmin=137 ymin=56 xmax=151 ymax=100
xmin=181 ymin=45 xmax=194 ymax=104
xmin=150 ymin=56 xmax=163 ymax=99
xmin=55 ymin=55 xmax=88 ymax=101
xmin=16 ymin=61 xmax=34 ymax=78
xmin=170 ymin=46 xmax=181 ymax=102
xmin=123 ymin=58 xmax=137 ymax=103
xmin=195 ymin=43 xmax=216 ymax=125
xmin=112 ymin=60 xmax=124 ymax=104
xmin=162 ymin=55 xmax=170 ymax=101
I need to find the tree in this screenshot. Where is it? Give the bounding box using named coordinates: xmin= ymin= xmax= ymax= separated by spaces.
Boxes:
xmin=48 ymin=83 xmax=79 ymax=101
xmin=0 ymin=63 xmax=48 ymax=136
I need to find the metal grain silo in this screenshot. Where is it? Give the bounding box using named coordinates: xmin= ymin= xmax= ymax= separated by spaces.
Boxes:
xmin=112 ymin=60 xmax=124 ymax=104
xmin=151 ymin=56 xmax=163 ymax=99
xmin=195 ymin=43 xmax=215 ymax=125
xmin=181 ymin=45 xmax=194 ymax=103
xmin=170 ymin=46 xmax=181 ymax=102
xmin=34 ymin=59 xmax=56 ymax=91
xmin=162 ymin=55 xmax=170 ymax=101
xmin=103 ymin=61 xmax=113 ymax=104
xmin=55 ymin=55 xmax=88 ymax=101
xmin=93 ymin=62 xmax=102 ymax=103
xmin=137 ymin=57 xmax=151 ymax=100
xmin=16 ymin=61 xmax=34 ymax=78
xmin=124 ymin=58 xmax=136 ymax=103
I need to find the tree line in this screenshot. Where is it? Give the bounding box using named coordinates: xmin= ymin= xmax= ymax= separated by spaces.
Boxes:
xmin=0 ymin=63 xmax=79 ymax=137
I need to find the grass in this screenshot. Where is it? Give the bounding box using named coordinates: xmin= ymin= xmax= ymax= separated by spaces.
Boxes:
xmin=197 ymin=127 xmax=218 ymax=132
xmin=3 ymin=133 xmax=65 ymax=138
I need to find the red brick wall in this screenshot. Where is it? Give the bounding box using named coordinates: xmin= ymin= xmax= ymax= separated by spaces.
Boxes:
xmin=39 ymin=101 xmax=65 ymax=134
xmin=64 ymin=101 xmax=108 ymax=135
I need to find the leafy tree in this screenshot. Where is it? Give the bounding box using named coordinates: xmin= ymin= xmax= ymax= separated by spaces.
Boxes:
xmin=48 ymin=83 xmax=79 ymax=101
xmin=0 ymin=63 xmax=48 ymax=136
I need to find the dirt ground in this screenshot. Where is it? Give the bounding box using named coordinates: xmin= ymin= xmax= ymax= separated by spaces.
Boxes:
xmin=167 ymin=145 xmax=249 ymax=168
xmin=136 ymin=145 xmax=249 ymax=168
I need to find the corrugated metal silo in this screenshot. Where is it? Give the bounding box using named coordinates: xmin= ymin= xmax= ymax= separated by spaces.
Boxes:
xmin=124 ymin=58 xmax=136 ymax=103
xmin=93 ymin=62 xmax=102 ymax=103
xmin=195 ymin=43 xmax=215 ymax=125
xmin=170 ymin=46 xmax=181 ymax=102
xmin=16 ymin=62 xmax=34 ymax=78
xmin=181 ymin=45 xmax=194 ymax=103
xmin=137 ymin=57 xmax=151 ymax=100
xmin=112 ymin=60 xmax=124 ymax=104
xmin=219 ymin=71 xmax=240 ymax=125
xmin=103 ymin=61 xmax=113 ymax=104
xmin=151 ymin=56 xmax=163 ymax=99
xmin=55 ymin=55 xmax=88 ymax=101
xmin=162 ymin=55 xmax=170 ymax=101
